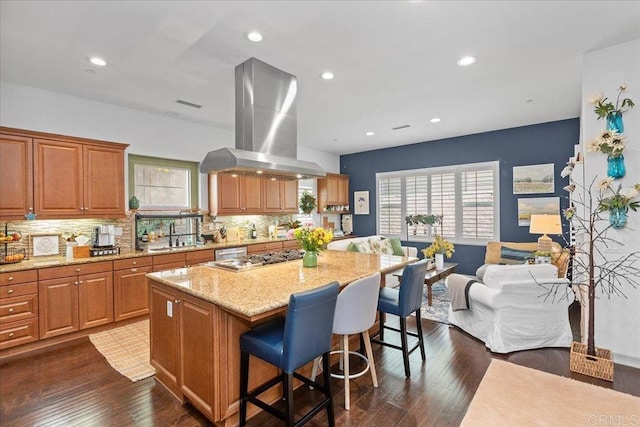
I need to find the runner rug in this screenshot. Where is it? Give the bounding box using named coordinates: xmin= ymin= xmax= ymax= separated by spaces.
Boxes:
xmin=461 ymin=359 xmax=640 ymax=426
xmin=88 ymin=319 xmax=155 ymax=382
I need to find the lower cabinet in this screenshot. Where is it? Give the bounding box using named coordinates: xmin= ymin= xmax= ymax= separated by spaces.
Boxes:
xmin=150 ymin=281 xmax=215 ymax=419
xmin=113 ymin=256 xmax=152 ymax=321
xmin=1 ymin=269 xmax=39 ymax=350
xmin=38 ymin=261 xmax=113 ymax=339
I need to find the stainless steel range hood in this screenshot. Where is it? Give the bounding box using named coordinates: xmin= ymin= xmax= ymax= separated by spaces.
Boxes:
xmin=200 ymin=58 xmax=325 ymax=179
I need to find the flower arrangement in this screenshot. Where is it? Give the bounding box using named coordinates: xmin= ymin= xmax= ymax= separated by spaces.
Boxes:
xmin=293 ymin=225 xmax=333 ymax=252
xmin=596 ymin=179 xmax=640 ymax=212
xmin=588 ymin=84 xmax=635 ymax=119
xmin=421 ymin=235 xmax=455 ymax=259
xmin=587 ymin=130 xmax=626 ymax=156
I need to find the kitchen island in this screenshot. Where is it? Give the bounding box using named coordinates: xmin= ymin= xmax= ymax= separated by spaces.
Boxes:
xmin=147 ymin=250 xmax=416 ymax=426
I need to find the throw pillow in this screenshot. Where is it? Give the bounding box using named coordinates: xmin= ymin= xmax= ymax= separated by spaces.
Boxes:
xmin=388 ymin=238 xmax=405 ymax=256
xmin=499 ymin=246 xmax=533 ymax=265
xmin=354 ymin=239 xmax=372 ymax=253
xmin=369 ymin=238 xmax=394 ymax=255
xmin=346 ymin=242 xmax=360 ymax=252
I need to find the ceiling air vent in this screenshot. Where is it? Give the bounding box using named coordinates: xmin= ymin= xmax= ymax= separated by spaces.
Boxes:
xmin=176 ymin=99 xmax=203 ymax=109
xmin=392 ymin=124 xmax=411 ymax=130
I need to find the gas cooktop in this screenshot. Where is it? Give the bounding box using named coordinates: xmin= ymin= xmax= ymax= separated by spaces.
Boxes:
xmin=204 ymin=249 xmax=304 ymax=271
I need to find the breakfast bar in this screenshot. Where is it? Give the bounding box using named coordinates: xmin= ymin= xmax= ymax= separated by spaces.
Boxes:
xmin=146 ymin=250 xmax=416 ymax=426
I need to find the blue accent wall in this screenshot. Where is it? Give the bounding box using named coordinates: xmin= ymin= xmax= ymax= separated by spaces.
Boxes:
xmin=340 ymin=118 xmax=579 ymax=275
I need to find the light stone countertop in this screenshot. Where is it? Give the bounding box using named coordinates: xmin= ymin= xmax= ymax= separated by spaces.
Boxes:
xmin=147 ymin=250 xmax=417 ymax=322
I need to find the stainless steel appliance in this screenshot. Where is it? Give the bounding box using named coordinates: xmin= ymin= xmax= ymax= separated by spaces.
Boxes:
xmin=93 ymin=225 xmax=115 ymax=247
xmin=214 ymin=246 xmax=248 ymax=261
xmin=206 ymin=249 xmax=304 ymax=272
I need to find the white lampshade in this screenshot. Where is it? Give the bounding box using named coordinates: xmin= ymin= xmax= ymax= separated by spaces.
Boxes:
xmin=529 ymin=214 xmax=562 ymax=252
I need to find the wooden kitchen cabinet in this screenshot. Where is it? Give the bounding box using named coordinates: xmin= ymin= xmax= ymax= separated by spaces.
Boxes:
xmin=0 ymin=269 xmax=39 ymax=350
xmin=0 ymin=133 xmax=33 ymax=219
xmin=317 ymin=173 xmax=349 ymax=213
xmin=0 ymin=127 xmax=128 ymax=220
xmin=247 ymin=241 xmax=284 ymax=254
xmin=38 ymin=261 xmax=113 ymax=339
xmin=210 ymin=173 xmax=263 ymax=216
xmin=113 ymin=256 xmax=152 ymax=322
xmin=149 ymin=282 xmax=216 ymax=419
xmin=263 ymin=178 xmax=298 ymax=213
xmin=152 ymin=252 xmax=187 ymax=272
xmin=186 ymin=249 xmax=214 ymax=266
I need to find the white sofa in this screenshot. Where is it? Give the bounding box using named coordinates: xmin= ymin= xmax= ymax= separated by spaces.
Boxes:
xmin=327 ymin=235 xmax=417 ymax=286
xmin=446 ymin=263 xmax=573 ymax=353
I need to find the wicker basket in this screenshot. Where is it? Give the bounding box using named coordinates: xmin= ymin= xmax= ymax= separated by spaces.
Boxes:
xmin=569 ymin=341 xmax=614 ymax=381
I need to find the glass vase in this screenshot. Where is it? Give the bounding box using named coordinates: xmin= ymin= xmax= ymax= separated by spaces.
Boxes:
xmin=435 ymin=253 xmax=444 ymax=270
xmin=303 ymin=250 xmax=318 ymax=268
xmin=606 ymin=112 xmax=624 ymax=134
xmin=607 ymin=154 xmax=626 ymax=179
xmin=609 ymin=207 xmax=628 ymax=229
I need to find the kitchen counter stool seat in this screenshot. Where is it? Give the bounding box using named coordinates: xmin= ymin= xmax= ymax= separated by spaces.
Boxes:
xmin=311 ymin=272 xmax=381 ymax=410
xmin=239 ymin=281 xmax=339 ymax=427
xmin=371 ymin=259 xmax=429 ymax=377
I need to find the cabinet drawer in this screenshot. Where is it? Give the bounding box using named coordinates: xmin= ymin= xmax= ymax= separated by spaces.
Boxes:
xmin=186 ymin=249 xmax=214 ymax=265
xmin=0 ymin=293 xmax=38 ymax=323
xmin=247 ymin=242 xmax=283 ymax=254
xmin=152 ymin=262 xmax=186 ymax=273
xmin=282 ymin=240 xmax=300 ymax=249
xmin=0 ymin=269 xmax=38 ymax=286
xmin=114 ymin=256 xmax=152 ymax=270
xmin=0 ymin=281 xmax=38 ymax=299
xmin=153 ymin=253 xmax=186 ymax=267
xmin=38 ymin=261 xmax=113 ymax=280
xmin=0 ymin=318 xmax=39 ymax=350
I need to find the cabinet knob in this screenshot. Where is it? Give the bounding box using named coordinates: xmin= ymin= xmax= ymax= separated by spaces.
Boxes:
xmin=174 ymin=299 xmax=181 ymax=304
xmin=9 ymin=308 xmax=14 ymax=313
xmin=132 ymin=261 xmax=137 ymax=265
xmin=78 ymin=280 xmax=83 ymax=284
xmin=8 ymin=333 xmax=14 ymax=338
xmin=75 ymin=281 xmax=79 ymax=285
xmin=131 ymin=268 xmax=138 ymax=272
xmin=8 ymin=277 xmax=14 ymax=281
xmin=7 ymin=289 xmax=14 ymax=294
xmin=76 ymin=268 xmax=81 ymax=272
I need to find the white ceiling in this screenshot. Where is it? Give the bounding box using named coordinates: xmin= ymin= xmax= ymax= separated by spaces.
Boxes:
xmin=1 ymin=1 xmax=639 ymax=155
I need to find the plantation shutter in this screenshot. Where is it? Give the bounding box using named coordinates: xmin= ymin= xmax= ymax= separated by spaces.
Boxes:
xmin=378 ymin=177 xmax=402 ymax=235
xmin=461 ymin=169 xmax=495 ymax=239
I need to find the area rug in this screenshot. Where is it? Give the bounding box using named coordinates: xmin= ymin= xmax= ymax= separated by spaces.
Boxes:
xmin=461 ymin=359 xmax=640 ymax=426
xmin=88 ymin=319 xmax=155 ymax=382
xmin=419 ymin=281 xmax=450 ymax=324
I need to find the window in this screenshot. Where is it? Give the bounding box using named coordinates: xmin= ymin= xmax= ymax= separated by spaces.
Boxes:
xmin=128 ymin=154 xmax=199 ymax=211
xmin=376 ymin=161 xmax=499 ymax=245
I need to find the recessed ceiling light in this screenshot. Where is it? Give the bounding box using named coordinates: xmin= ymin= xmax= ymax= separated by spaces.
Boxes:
xmin=366 ymin=131 xmax=375 ymax=136
xmin=321 ymin=71 xmax=334 ymax=80
xmin=247 ymin=31 xmax=263 ymax=42
xmin=526 ymin=99 xmax=534 ymax=103
xmin=90 ymin=57 xmax=106 ymax=66
xmin=456 ymin=55 xmax=476 ymax=67
xmin=296 ymin=174 xmax=303 ymax=179
xmin=430 ymin=117 xmax=441 ymax=123
xmin=256 ymin=170 xmax=263 ymax=174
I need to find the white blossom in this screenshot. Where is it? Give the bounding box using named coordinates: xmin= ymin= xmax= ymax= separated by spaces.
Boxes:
xmin=561 ymin=165 xmax=574 ymax=178
xmin=598 ymin=177 xmax=614 ymax=191
xmin=588 ymin=92 xmax=604 ymax=104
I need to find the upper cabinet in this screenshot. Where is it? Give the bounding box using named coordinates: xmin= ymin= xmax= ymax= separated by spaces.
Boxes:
xmin=317 ymin=173 xmax=349 ymax=213
xmin=0 ymin=133 xmax=33 ymax=219
xmin=0 ymin=127 xmax=128 ymax=220
xmin=209 ymin=173 xmax=299 ymax=216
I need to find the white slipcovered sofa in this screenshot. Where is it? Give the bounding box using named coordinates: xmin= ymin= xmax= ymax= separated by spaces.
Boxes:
xmin=327 ymin=235 xmax=417 ymax=286
xmin=446 ymin=263 xmax=573 ymax=353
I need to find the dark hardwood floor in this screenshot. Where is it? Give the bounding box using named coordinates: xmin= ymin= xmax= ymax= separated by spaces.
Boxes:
xmin=2 ymin=308 xmax=639 ymax=426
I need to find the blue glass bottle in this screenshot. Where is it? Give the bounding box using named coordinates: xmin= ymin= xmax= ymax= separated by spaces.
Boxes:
xmin=609 ymin=207 xmax=628 ymax=229
xmin=606 ymin=112 xmax=624 ymax=133
xmin=607 ymin=154 xmax=626 ymax=179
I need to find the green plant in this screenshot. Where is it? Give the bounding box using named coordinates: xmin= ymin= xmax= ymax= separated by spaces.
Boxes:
xmin=299 ymin=191 xmax=316 ymax=214
xmin=533 ymin=250 xmax=552 ymax=257
xmin=588 ymin=84 xmax=635 ymax=119
xmin=405 ymin=214 xmax=441 ymax=226
xmin=421 ymin=235 xmax=455 ymax=259
xmin=596 ymin=179 xmax=640 ymax=212
xmin=282 ymin=219 xmax=302 ymax=229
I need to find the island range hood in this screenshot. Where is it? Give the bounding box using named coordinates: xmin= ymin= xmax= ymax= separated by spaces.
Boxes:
xmin=200 ymin=58 xmax=325 ymax=179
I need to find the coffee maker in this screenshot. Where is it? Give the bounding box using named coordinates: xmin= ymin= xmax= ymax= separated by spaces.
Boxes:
xmin=93 ymin=225 xmax=115 ymax=247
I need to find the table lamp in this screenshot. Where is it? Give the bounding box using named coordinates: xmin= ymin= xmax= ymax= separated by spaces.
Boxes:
xmin=529 ymin=214 xmax=562 ymax=253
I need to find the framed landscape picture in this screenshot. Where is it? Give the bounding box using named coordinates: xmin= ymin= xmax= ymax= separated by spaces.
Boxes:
xmin=513 ymin=164 xmax=554 ymax=194
xmin=518 ymin=197 xmax=560 ymax=226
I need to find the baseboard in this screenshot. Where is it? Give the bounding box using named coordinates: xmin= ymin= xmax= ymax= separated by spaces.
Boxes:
xmin=613 ymin=353 xmax=640 ymax=370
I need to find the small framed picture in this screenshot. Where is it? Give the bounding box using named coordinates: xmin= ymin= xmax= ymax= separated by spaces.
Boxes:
xmin=30 ymin=234 xmax=61 ymax=257
xmin=354 ymin=191 xmax=370 ymax=215
xmin=517 ymin=197 xmax=560 ymax=226
xmin=513 ymin=164 xmax=554 ymax=194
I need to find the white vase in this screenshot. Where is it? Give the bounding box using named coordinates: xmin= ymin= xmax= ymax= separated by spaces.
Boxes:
xmin=435 ymin=253 xmax=444 ymax=269
xmin=66 ymin=242 xmax=77 ymax=259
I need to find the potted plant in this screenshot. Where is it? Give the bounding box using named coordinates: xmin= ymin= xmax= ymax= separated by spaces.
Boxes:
xmin=405 ymin=214 xmax=442 ymax=236
xmin=533 ymin=250 xmax=552 ymax=264
xmin=299 ymin=191 xmax=317 ymax=215
xmin=421 ymin=235 xmax=455 ymax=270
xmin=589 ymin=83 xmax=635 ymax=133
xmin=596 ymin=179 xmax=640 ymax=229
xmin=293 ymin=225 xmax=333 ymax=268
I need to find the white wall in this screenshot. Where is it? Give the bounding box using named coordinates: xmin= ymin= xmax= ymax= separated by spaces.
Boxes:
xmin=0 ymin=81 xmax=340 ymax=209
xmin=581 ymin=39 xmax=640 ymax=368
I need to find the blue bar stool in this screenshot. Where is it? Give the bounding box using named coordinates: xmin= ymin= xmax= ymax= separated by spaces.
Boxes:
xmin=310 ymin=272 xmax=381 ymax=410
xmin=371 ymin=259 xmax=428 ymax=377
xmin=239 ymin=281 xmax=339 ymax=426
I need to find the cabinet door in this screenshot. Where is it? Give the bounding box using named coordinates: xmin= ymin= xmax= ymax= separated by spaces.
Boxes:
xmin=242 ymin=176 xmax=263 ymax=213
xmin=34 ymin=139 xmax=83 ymax=218
xmin=0 ymin=133 xmax=33 ymax=219
xmin=326 ymin=176 xmax=339 ymax=205
xmin=262 ymin=178 xmax=282 ymax=213
xmin=282 ymin=180 xmax=299 ymax=213
xmin=150 ymin=284 xmax=180 ymax=397
xmin=180 ymin=295 xmax=215 ymax=418
xmin=39 ymin=276 xmax=79 ymax=339
xmin=338 ymin=176 xmax=349 ymax=206
xmin=83 ymin=144 xmax=125 ymax=216
xmin=216 ymin=173 xmax=242 ymax=214
xmin=79 ymin=271 xmax=113 ymax=329
xmin=114 ymin=266 xmax=152 ymax=321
